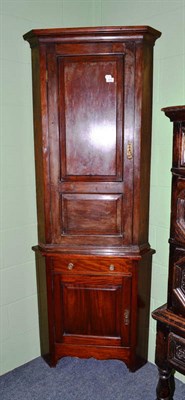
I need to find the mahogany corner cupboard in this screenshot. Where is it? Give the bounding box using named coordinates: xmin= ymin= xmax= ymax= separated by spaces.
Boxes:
xmin=23 ymin=26 xmax=161 ymax=371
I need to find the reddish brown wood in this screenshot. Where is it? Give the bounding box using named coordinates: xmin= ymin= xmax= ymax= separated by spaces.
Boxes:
xmin=58 ymin=55 xmax=123 ymax=180
xmin=55 ymin=274 xmax=123 ymax=338
xmin=152 ymin=106 xmax=185 ymax=399
xmin=24 ymin=26 xmax=161 ymax=371
xmin=61 ymin=193 xmax=123 ymax=235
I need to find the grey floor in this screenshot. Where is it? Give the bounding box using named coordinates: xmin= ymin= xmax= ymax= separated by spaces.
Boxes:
xmin=0 ymin=357 xmax=185 ymax=400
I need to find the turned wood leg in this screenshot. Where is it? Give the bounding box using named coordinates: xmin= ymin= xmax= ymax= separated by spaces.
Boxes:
xmin=154 ymin=321 xmax=175 ymax=400
xmin=156 ymin=367 xmax=175 ymax=400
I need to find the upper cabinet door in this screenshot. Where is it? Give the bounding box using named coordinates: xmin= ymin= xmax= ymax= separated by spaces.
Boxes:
xmin=58 ymin=54 xmax=123 ymax=182
xmin=46 ymin=42 xmax=135 ymax=246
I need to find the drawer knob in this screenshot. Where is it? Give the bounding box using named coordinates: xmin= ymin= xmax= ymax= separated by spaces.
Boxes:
xmin=67 ymin=262 xmax=74 ymax=270
xmin=109 ymin=264 xmax=115 ymax=271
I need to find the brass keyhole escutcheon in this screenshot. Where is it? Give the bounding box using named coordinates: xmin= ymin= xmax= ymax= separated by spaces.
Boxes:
xmin=124 ymin=309 xmax=130 ymax=325
xmin=127 ymin=141 xmax=133 ymax=160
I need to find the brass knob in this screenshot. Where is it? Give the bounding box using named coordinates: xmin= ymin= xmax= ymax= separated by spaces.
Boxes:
xmin=67 ymin=262 xmax=74 ymax=270
xmin=109 ymin=264 xmax=115 ymax=271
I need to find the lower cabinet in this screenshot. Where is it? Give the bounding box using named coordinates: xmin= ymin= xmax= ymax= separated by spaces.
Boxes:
xmin=36 ymin=252 xmax=152 ymax=371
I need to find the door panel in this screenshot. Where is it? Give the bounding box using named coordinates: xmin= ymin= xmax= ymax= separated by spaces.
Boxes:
xmin=61 ymin=193 xmax=123 ymax=235
xmin=54 ymin=274 xmax=131 ymax=346
xmin=62 ymin=283 xmax=121 ymax=337
xmin=58 ymin=55 xmax=123 ymax=181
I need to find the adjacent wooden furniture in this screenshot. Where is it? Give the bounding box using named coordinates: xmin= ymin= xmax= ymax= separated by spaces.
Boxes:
xmin=152 ymin=106 xmax=185 ymax=399
xmin=24 ymin=26 xmax=161 ymax=371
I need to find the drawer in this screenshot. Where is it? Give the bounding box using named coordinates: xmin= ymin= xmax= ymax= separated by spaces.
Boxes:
xmin=168 ymin=332 xmax=185 ymax=372
xmin=52 ymin=255 xmax=133 ymax=275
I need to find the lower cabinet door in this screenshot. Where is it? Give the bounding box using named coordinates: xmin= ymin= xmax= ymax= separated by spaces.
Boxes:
xmin=53 ymin=273 xmax=132 ymax=347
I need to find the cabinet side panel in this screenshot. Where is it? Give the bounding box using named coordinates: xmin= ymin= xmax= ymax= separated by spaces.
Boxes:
xmin=133 ymin=43 xmax=154 ymax=245
xmin=136 ymin=252 xmax=152 ymax=365
xmin=140 ymin=44 xmax=154 ymax=245
xmin=35 ymin=253 xmax=49 ymax=356
xmin=31 ymin=45 xmax=50 ymax=243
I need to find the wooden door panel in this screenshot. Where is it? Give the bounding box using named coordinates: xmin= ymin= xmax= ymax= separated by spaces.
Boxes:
xmin=58 ymin=55 xmax=123 ymax=181
xmin=61 ymin=193 xmax=122 ymax=235
xmin=62 ymin=283 xmax=121 ymax=337
xmin=54 ymin=274 xmax=131 ymax=346
xmin=46 ymin=44 xmax=134 ymax=246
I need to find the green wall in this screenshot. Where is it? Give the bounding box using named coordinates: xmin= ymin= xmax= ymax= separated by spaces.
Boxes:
xmin=1 ymin=0 xmax=185 ymax=383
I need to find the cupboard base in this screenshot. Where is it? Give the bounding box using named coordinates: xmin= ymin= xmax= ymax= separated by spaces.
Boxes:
xmin=35 ymin=251 xmax=152 ymax=373
xmin=45 ymin=343 xmax=147 ymax=372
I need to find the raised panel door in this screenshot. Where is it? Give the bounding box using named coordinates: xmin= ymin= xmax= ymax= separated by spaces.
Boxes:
xmin=61 ymin=193 xmax=122 ymax=236
xmin=58 ymin=55 xmax=123 ymax=181
xmin=46 ymin=43 xmax=135 ymax=246
xmin=53 ymin=273 xmax=131 ymax=347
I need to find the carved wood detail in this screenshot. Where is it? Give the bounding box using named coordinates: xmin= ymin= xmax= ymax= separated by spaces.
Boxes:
xmin=168 ymin=333 xmax=185 ymax=371
xmin=152 ymin=106 xmax=185 ymax=399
